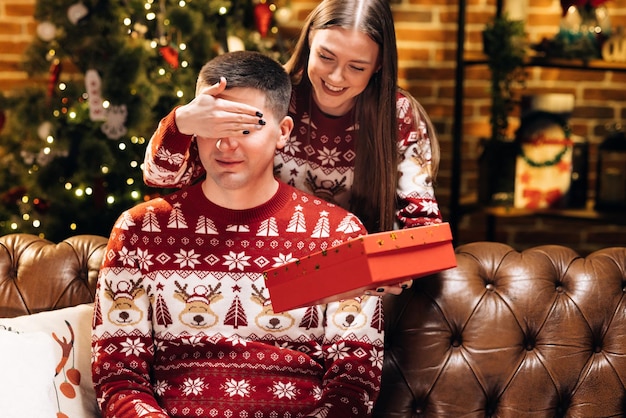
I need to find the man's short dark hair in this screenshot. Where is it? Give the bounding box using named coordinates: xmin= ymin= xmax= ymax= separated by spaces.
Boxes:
xmin=199 ymin=51 xmax=291 ymax=118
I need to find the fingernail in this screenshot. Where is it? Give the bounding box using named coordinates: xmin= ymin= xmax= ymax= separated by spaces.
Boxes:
xmin=258 ymin=119 xmax=266 ymax=126
xmin=376 ymin=288 xmax=385 ymax=293
xmin=256 ymin=111 xmax=263 ymax=118
xmin=243 ymin=130 xmax=250 ymax=135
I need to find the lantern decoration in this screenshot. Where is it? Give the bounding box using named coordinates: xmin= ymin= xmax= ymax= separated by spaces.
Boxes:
xmin=513 ymin=94 xmax=588 ymax=209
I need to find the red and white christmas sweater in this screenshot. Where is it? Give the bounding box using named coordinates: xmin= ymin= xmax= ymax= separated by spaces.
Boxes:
xmin=91 ymin=181 xmax=384 ymax=418
xmin=143 ymin=83 xmax=441 ymax=229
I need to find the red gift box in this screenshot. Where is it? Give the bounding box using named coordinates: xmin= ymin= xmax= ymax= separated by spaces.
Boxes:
xmin=264 ymin=222 xmax=456 ymax=312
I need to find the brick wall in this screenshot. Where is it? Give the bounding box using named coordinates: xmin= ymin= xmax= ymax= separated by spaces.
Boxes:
xmin=1 ymin=0 xmax=625 ymax=254
xmin=0 ymin=0 xmax=37 ymax=90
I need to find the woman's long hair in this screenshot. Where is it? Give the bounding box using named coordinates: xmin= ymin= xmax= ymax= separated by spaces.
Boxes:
xmin=284 ymin=0 xmax=437 ymax=232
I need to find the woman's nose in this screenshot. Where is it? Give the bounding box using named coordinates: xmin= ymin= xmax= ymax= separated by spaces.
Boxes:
xmin=327 ymin=65 xmax=344 ymax=83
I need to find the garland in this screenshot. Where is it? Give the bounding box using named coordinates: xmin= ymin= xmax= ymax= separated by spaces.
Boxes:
xmin=519 ymin=111 xmax=574 ymax=168
xmin=519 ymin=142 xmax=571 ymax=167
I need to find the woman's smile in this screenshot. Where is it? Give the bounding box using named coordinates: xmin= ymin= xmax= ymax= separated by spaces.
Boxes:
xmin=322 ymin=81 xmax=346 ymax=93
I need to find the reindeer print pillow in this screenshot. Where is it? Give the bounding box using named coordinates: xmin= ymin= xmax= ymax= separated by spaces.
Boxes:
xmin=0 ymin=304 xmax=99 ymax=418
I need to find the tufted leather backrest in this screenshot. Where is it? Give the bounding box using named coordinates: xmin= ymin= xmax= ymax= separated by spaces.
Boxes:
xmin=375 ymin=241 xmax=626 ymax=417
xmin=0 ymin=234 xmax=108 ymax=318
xmin=2 ymin=235 xmax=625 ymax=415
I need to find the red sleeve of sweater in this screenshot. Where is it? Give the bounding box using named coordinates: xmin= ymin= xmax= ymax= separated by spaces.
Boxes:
xmin=92 ymin=221 xmax=169 ymax=417
xmin=143 ymin=107 xmax=205 ymax=188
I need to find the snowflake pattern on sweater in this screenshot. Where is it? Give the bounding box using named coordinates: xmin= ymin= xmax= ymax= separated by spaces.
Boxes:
xmin=143 ymin=84 xmax=441 ymax=229
xmin=92 ymin=182 xmax=384 ymax=418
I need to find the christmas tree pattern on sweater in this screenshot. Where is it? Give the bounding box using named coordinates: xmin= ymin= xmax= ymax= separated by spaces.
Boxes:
xmin=92 ymin=182 xmax=384 ymax=418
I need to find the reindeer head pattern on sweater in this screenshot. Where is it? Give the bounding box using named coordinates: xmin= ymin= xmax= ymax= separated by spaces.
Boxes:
xmin=398 ymin=141 xmax=433 ymax=192
xmin=331 ymin=296 xmax=370 ymax=330
xmin=104 ymin=278 xmax=146 ymax=326
xmin=174 ymin=281 xmax=224 ymax=329
xmin=305 ymin=171 xmax=347 ymax=204
xmin=250 ymin=284 xmax=295 ymax=332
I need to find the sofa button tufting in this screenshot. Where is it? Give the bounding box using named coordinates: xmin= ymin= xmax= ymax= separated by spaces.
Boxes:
xmin=486 ymin=283 xmax=494 ymax=291
xmin=556 ymin=285 xmax=564 ymax=293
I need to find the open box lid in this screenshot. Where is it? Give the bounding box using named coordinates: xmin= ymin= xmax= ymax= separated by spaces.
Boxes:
xmin=264 ymin=223 xmax=456 ymax=312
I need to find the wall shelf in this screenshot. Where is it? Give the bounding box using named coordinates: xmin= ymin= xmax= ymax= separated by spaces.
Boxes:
xmin=460 ymin=191 xmax=626 ymax=241
xmin=527 ymin=56 xmax=626 ymax=72
xmin=463 ymin=51 xmax=626 ymax=72
xmin=451 ymin=0 xmax=626 ymax=244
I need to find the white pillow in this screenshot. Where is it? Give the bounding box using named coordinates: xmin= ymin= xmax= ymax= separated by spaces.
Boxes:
xmin=0 ymin=304 xmax=99 ymax=418
xmin=0 ymin=330 xmax=57 ymax=418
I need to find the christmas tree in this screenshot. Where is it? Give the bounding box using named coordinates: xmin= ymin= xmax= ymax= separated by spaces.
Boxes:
xmin=0 ymin=0 xmax=293 ymax=241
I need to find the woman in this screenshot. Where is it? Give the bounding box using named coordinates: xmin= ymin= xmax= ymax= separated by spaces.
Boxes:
xmin=143 ymin=0 xmax=441 ymax=293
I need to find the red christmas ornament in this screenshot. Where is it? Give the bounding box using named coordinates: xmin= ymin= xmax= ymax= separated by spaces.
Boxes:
xmin=1 ymin=186 xmax=27 ymax=205
xmin=0 ymin=109 xmax=5 ymax=133
xmin=254 ymin=2 xmax=273 ymax=37
xmin=159 ymin=45 xmax=179 ymax=69
xmin=32 ymin=197 xmax=51 ymax=214
xmin=47 ymin=60 xmax=62 ymax=98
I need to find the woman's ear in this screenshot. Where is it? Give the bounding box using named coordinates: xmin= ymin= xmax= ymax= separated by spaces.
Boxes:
xmin=276 ymin=116 xmax=294 ymax=149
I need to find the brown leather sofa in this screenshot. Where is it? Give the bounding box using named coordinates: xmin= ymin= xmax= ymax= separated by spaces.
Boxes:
xmin=1 ymin=233 xmax=625 ymax=417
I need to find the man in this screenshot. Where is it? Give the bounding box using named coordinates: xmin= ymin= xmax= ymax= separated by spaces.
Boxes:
xmin=92 ymin=51 xmax=384 ymax=418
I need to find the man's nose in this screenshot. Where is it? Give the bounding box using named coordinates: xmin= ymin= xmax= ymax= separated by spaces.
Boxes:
xmin=215 ymin=137 xmax=237 ymax=151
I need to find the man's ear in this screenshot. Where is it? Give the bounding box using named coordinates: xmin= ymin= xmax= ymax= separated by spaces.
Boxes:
xmin=276 ymin=116 xmax=294 ymax=149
